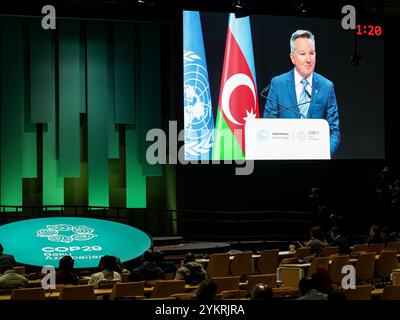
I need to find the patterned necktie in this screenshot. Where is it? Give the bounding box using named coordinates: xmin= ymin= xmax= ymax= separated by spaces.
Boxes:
xmin=298 ymin=78 xmax=310 ymax=118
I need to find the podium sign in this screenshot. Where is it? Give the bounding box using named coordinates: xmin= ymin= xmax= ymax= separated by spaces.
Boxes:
xmin=245 ymin=119 xmax=330 ymax=160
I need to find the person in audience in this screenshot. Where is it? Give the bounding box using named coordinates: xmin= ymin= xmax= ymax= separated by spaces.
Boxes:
xmin=88 ymin=255 xmax=121 ymax=286
xmin=250 ymin=283 xmax=273 ymax=301
xmin=129 ymin=250 xmax=164 ymax=281
xmin=305 ymin=226 xmax=328 ymax=257
xmin=153 ymin=250 xmax=176 ymax=274
xmin=297 ymin=276 xmax=328 ymax=300
xmin=196 ymin=279 xmax=217 ymax=301
xmin=174 ymin=253 xmax=206 ymax=285
xmin=0 ymin=264 xmax=28 ymax=289
xmin=381 ymin=227 xmax=396 ymax=247
xmin=0 ymin=243 xmax=17 ymax=268
xmin=366 ymin=225 xmax=383 ymax=244
xmin=114 ymin=256 xmax=130 ymax=275
xmin=329 ymin=227 xmax=350 ymax=255
xmin=56 ymin=255 xmax=79 ymax=285
xmin=328 ymin=210 xmax=345 ymax=234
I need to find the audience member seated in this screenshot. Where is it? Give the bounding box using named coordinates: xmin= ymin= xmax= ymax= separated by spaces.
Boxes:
xmin=129 ymin=250 xmax=164 ymax=282
xmin=56 ymin=256 xmax=79 ymax=285
xmin=250 ymin=283 xmax=273 ymax=301
xmin=305 ymin=226 xmax=328 ymax=257
xmin=88 ymin=255 xmax=121 ymax=286
xmin=154 ymin=250 xmax=176 ymax=275
xmin=115 ymin=256 xmax=130 ymax=275
xmin=196 ymin=279 xmax=217 ymax=301
xmin=297 ymin=276 xmax=328 ymax=300
xmin=0 ymin=243 xmax=17 ymax=268
xmin=329 ymin=227 xmax=350 ymax=255
xmin=381 ymin=227 xmax=396 ymax=247
xmin=366 ymin=225 xmax=383 ymax=244
xmin=0 ymin=264 xmax=28 ymax=289
xmin=174 ymin=253 xmax=206 ymax=285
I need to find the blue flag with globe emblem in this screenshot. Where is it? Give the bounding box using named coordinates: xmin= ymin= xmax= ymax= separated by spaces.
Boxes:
xmin=183 ymin=11 xmax=214 ymax=160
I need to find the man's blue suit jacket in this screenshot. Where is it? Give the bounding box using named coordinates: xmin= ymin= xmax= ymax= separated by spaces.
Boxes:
xmin=263 ymin=69 xmax=340 ymax=155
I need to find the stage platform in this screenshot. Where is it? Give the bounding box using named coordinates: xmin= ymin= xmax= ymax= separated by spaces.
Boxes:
xmin=155 ymin=241 xmax=231 ymax=258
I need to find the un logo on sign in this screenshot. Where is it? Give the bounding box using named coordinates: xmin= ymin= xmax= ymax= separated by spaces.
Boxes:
xmin=256 ymin=130 xmax=269 ymax=142
xmin=183 ymin=50 xmax=213 ymax=158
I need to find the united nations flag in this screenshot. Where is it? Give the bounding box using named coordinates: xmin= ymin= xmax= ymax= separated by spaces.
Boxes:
xmin=183 ymin=11 xmax=214 ymax=160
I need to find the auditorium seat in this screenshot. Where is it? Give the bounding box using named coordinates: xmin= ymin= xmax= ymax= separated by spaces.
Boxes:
xmin=322 ymin=246 xmax=339 ymax=257
xmin=245 ymin=274 xmax=277 ymax=292
xmin=367 ymin=243 xmax=385 ymax=254
xmin=170 ymin=292 xmax=196 ymax=300
xmin=150 ymin=280 xmax=185 ymax=298
xmin=343 ymin=285 xmax=372 ymax=300
xmin=256 ymin=250 xmax=279 ymax=274
xmin=211 ymin=276 xmax=240 ymax=293
xmin=59 ymin=285 xmax=95 ymax=300
xmin=375 ymin=250 xmax=397 ymax=281
xmin=328 ymin=255 xmax=350 ymax=285
xmin=229 ymin=252 xmax=252 ymax=277
xmin=307 ymin=257 xmax=330 ymax=277
xmin=110 ymin=281 xmax=145 ymax=300
xmin=10 ymin=287 xmax=45 ymax=300
xmin=13 ymin=266 xmax=26 ymax=275
xmin=386 ymin=241 xmax=400 ymax=252
xmin=381 ymin=285 xmax=400 ymax=300
xmin=294 ymin=247 xmax=311 ymax=259
xmin=206 ymin=253 xmax=230 ymax=278
xmin=355 ymin=253 xmax=375 ymax=284
xmin=351 ymin=244 xmax=368 ymax=255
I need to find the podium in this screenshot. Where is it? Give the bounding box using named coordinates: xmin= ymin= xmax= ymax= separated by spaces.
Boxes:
xmin=245 ymin=118 xmax=330 ymax=160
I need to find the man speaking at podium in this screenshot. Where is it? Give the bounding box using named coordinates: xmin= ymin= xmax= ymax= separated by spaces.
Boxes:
xmin=263 ymin=30 xmax=340 ymax=156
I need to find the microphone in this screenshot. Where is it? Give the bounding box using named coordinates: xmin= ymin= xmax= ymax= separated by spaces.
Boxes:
xmin=261 ymin=83 xmax=311 ymax=119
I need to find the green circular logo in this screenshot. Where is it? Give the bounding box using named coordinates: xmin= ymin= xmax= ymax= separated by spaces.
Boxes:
xmin=0 ymin=217 xmax=152 ymax=268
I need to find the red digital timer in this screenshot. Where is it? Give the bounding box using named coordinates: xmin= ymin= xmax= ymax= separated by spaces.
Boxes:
xmin=356 ymin=25 xmax=383 ymax=36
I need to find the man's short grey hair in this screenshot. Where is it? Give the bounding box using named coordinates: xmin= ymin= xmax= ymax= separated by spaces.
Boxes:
xmin=290 ymin=30 xmax=315 ymax=54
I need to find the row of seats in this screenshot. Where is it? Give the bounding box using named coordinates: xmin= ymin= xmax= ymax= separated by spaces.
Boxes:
xmin=206 ymin=248 xmax=399 ymax=281
xmin=8 ymin=275 xmax=278 ymax=300
xmin=9 ymin=280 xmax=400 ymax=300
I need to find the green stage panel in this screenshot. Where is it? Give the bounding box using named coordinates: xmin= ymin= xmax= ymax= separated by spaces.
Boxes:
xmin=87 ymin=22 xmax=109 ymax=207
xmin=107 ymin=23 xmax=119 ymax=159
xmin=126 ymin=128 xmax=146 ymax=208
xmin=58 ymin=20 xmax=81 ymax=177
xmin=0 ymin=17 xmax=24 ymax=209
xmin=139 ymin=24 xmax=162 ymax=177
xmin=22 ymin=113 xmax=37 ymax=179
xmin=43 ymin=119 xmax=64 ymax=208
xmin=29 ymin=18 xmax=54 ymax=124
xmin=79 ymin=22 xmax=86 ymax=114
xmin=113 ymin=23 xmax=135 ymax=125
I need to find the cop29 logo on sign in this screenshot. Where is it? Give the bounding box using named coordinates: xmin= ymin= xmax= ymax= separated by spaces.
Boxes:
xmin=36 ymin=224 xmax=98 ymax=243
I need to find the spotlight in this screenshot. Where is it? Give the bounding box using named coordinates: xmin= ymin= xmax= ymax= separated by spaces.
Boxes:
xmin=290 ymin=0 xmax=311 ymax=14
xmin=137 ymin=0 xmax=153 ymax=5
xmin=232 ymin=0 xmax=249 ymax=18
xmin=232 ymin=0 xmax=245 ymax=10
